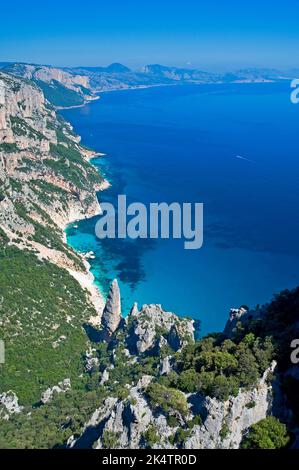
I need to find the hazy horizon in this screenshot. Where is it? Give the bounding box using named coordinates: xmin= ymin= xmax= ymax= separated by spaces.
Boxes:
xmin=1 ymin=1 xmax=299 ymax=70
xmin=1 ymin=60 xmax=298 ymax=74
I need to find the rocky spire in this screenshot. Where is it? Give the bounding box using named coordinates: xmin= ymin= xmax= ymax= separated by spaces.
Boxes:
xmin=101 ymin=279 xmax=122 ymax=335
xmin=130 ymin=302 xmax=139 ymax=317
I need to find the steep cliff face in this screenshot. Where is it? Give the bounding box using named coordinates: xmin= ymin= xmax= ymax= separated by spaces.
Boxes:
xmin=185 ymin=363 xmax=276 ymax=449
xmin=2 ymin=64 xmax=98 ymax=106
xmin=0 ymin=71 xmax=106 ymax=279
xmin=67 ymin=287 xmax=277 ymax=450
xmin=0 ymin=71 xmax=54 ymax=147
xmin=20 ymin=64 xmax=90 ymax=91
xmin=0 ymin=71 xmax=107 ymax=412
xmin=88 ymin=363 xmax=275 ymax=450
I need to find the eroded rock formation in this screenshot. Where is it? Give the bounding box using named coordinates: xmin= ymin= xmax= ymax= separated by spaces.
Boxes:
xmin=101 ymin=279 xmax=122 ymax=335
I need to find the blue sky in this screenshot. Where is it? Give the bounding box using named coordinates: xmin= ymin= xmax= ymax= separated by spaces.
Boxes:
xmin=1 ymin=0 xmax=299 ymax=70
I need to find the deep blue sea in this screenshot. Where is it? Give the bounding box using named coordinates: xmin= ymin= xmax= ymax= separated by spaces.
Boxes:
xmin=62 ymin=83 xmax=299 ymax=334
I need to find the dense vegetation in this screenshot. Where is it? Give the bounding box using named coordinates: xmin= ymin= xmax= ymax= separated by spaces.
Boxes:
xmin=0 ymin=242 xmax=96 ymax=405
xmin=0 ymin=143 xmax=18 ymax=153
xmin=0 ymin=389 xmax=107 ymax=449
xmin=155 ymin=333 xmax=274 ymax=402
xmin=10 ymin=116 xmax=46 ymax=141
xmin=230 ymin=287 xmax=299 ymax=434
xmin=241 ymin=417 xmax=290 ymax=449
xmin=44 ymin=142 xmax=102 ymax=191
xmin=34 ymin=79 xmax=84 ymax=107
xmin=147 ymin=383 xmax=188 ymax=416
xmin=1 ymin=259 xmax=298 ymax=448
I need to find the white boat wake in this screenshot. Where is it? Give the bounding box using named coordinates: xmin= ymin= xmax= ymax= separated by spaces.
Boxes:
xmin=234 ymin=155 xmax=253 ymax=162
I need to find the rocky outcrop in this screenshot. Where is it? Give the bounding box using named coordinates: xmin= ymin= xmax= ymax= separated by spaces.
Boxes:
xmin=185 ymin=362 xmax=276 ymax=449
xmin=0 ymin=392 xmax=23 ymax=420
xmin=101 ymin=279 xmax=122 ymax=335
xmin=160 ymin=356 xmax=172 ymax=375
xmin=72 ymin=363 xmax=276 ymax=449
xmin=94 ymin=376 xmax=154 ymax=449
xmin=1 ymin=63 xmax=98 ymax=106
xmin=41 ymin=379 xmax=71 ymax=404
xmin=0 ymin=71 xmax=55 ymax=148
xmin=125 ymin=304 xmax=194 ymax=354
xmin=224 ymin=306 xmax=264 ymax=338
xmin=69 ymin=397 xmax=119 ymax=448
xmin=100 ymin=369 xmax=110 ymax=386
xmin=68 ymin=286 xmax=279 ymax=450
xmin=85 ymin=348 xmax=100 ymax=372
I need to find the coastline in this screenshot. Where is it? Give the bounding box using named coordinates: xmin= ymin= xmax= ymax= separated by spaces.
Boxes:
xmin=93 ymin=79 xmax=276 ymax=96
xmin=62 ymin=163 xmax=111 ymax=325
xmin=55 ymin=95 xmax=100 ymax=111
xmin=85 ymin=151 xmax=107 ymax=161
xmin=95 ymin=82 xmax=179 ymax=94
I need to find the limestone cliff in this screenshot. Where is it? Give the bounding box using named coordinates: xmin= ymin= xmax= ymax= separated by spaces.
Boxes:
xmin=2 ymin=63 xmax=98 ymax=107
xmin=89 ymin=364 xmax=275 ymax=450
xmin=124 ymin=303 xmax=194 ymax=354
xmin=70 ymin=292 xmax=277 ymax=450
xmin=0 ymin=70 xmax=106 ymax=311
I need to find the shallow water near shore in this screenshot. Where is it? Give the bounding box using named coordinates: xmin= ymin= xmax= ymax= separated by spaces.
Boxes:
xmin=63 ymin=83 xmax=299 ymax=334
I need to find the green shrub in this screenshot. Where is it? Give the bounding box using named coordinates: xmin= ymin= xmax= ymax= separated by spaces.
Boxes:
xmin=245 ymin=400 xmax=256 ymax=409
xmin=219 ymin=421 xmax=230 ymax=440
xmin=174 ymin=428 xmax=192 ymax=447
xmin=102 ymin=430 xmax=119 ymax=449
xmin=178 ymin=369 xmax=199 ymax=393
xmin=35 ymin=79 xmax=84 ymax=107
xmin=166 ymin=415 xmax=180 ymax=427
xmin=241 ymin=417 xmax=290 ymax=449
xmin=187 ymin=414 xmax=202 ymax=429
xmin=147 ymin=383 xmax=188 ymax=416
xmin=143 ymin=426 xmax=159 ymax=447
xmin=0 ymin=143 xmax=18 ymax=153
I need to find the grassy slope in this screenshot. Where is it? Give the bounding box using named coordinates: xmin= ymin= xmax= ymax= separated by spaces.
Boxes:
xmin=0 ymin=234 xmax=96 ymax=405
xmin=34 ymin=79 xmax=84 ymax=107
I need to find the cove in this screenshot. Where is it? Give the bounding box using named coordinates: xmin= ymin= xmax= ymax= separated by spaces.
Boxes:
xmin=62 ymin=83 xmax=299 ymax=334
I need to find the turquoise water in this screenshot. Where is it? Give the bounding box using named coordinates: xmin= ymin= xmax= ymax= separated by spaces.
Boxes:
xmin=63 ymin=83 xmax=299 ymax=333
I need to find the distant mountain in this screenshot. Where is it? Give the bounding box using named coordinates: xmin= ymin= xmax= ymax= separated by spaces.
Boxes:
xmin=229 ymin=68 xmax=292 ymax=82
xmin=64 ymin=63 xmax=174 ymax=93
xmin=1 ymin=61 xmax=295 ymax=108
xmin=141 ymin=64 xmax=298 ymax=82
xmin=140 ymin=64 xmax=221 ymax=82
xmin=70 ymin=63 xmax=131 ymax=74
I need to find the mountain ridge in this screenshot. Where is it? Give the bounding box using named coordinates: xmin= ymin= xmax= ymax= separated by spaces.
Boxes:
xmin=0 ymin=61 xmax=294 ymax=108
